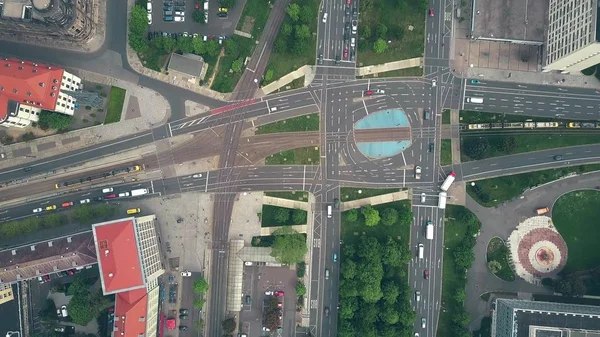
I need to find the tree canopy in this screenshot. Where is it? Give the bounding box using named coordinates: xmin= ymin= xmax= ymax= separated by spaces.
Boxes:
xmin=270 ymin=227 xmax=308 ymax=265
xmin=38 ymin=110 xmax=73 ymax=130
xmin=361 ymin=205 xmax=380 ymax=227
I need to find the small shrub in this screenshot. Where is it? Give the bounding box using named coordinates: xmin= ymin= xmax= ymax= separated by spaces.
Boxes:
xmin=90 ymin=113 xmax=97 ymax=117
xmin=95 ymin=84 xmax=103 ymax=90
xmin=31 ymin=122 xmax=37 ymax=127
xmin=85 ymin=106 xmax=92 ymax=110
xmin=100 ymin=92 xmax=107 ymax=97
xmin=82 ymin=119 xmax=90 ymax=123
xmin=21 ymin=132 xmax=36 ymax=142
xmin=96 ymin=108 xmax=104 ymax=112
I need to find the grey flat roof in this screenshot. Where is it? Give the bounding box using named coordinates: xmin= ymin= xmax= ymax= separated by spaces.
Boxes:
xmin=472 ymin=0 xmax=547 ymax=41
xmin=168 ymin=53 xmax=203 ymax=78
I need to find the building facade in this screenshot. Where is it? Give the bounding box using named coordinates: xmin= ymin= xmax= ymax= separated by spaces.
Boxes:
xmin=92 ymin=216 xmax=164 ymax=337
xmin=0 ymin=58 xmax=82 ymax=128
xmin=543 ymin=0 xmax=600 ymax=73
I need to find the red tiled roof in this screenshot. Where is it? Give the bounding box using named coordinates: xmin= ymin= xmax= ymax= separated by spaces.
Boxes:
xmin=114 ymin=288 xmax=148 ymax=337
xmin=93 ymin=219 xmax=144 ymax=294
xmin=0 ymin=58 xmax=64 ymax=120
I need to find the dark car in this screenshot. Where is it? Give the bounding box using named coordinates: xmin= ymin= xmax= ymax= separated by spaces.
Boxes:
xmin=23 ymin=167 xmax=32 ymax=172
xmin=334 ymin=198 xmax=340 ymax=209
xmin=94 ymin=196 xmax=104 ymax=202
xmin=217 ymin=11 xmax=227 ymax=18
xmin=352 ymin=7 xmax=357 ymax=18
xmin=335 ymin=55 xmax=341 ymax=65
xmin=179 ymin=314 xmax=188 ymax=319
xmin=324 ymin=307 xmax=330 ymax=316
xmin=553 ymin=155 xmax=563 ymax=160
xmin=345 ymin=6 xmax=350 ymax=15
xmin=428 ymin=143 xmax=434 ymax=152
xmin=424 ymin=269 xmax=429 ymax=280
xmin=343 ymin=48 xmax=348 ymax=60
xmin=350 ymin=50 xmax=355 ymax=61
xmin=345 ymin=22 xmax=350 ymax=32
xmin=177 ymin=218 xmax=183 ymax=223
xmin=180 ymin=309 xmax=188 ymax=314
xmin=179 ymin=326 xmax=188 ymax=331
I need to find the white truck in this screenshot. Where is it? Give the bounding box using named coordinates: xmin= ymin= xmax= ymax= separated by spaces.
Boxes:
xmin=426 ymin=221 xmax=434 ymax=240
xmin=440 ymin=172 xmax=456 ymax=191
xmin=466 ymin=97 xmax=484 ymax=104
xmin=438 ymin=192 xmax=447 ymax=209
xmin=415 ymin=166 xmax=422 ymax=180
xmin=131 ymin=188 xmax=149 ymax=196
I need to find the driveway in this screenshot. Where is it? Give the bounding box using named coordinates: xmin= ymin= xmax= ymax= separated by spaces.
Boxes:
xmin=464 ymin=170 xmax=600 ymax=330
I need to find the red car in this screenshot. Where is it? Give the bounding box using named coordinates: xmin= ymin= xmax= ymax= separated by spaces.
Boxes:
xmin=424 ymin=269 xmax=429 ymax=280
xmin=61 ymin=201 xmax=74 ymax=208
xmin=346 ymin=0 xmax=351 ymax=5
xmin=194 ymin=2 xmax=200 ymax=9
xmin=105 ymin=194 xmax=117 ymax=199
xmin=277 ymin=302 xmax=283 ymax=308
xmin=274 ymin=291 xmax=284 ymax=297
xmin=428 ymin=8 xmax=434 ymax=17
xmin=365 ymin=90 xmax=373 ymax=96
xmin=43 ymin=274 xmax=50 ymax=282
xmin=343 ymin=48 xmax=348 ymax=60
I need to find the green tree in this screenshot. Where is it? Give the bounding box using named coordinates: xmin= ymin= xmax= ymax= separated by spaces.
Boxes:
xmin=341 ymin=259 xmax=357 ymax=279
xmin=379 ymin=306 xmax=399 ymax=324
xmin=129 ymin=5 xmax=149 ymax=36
xmin=345 ymin=208 xmax=359 ymax=222
xmin=220 ymin=0 xmax=235 ymax=7
xmin=221 ymin=317 xmax=236 ymax=333
xmin=274 ymin=207 xmax=290 ymax=223
xmin=361 ymin=205 xmax=380 ymax=227
xmin=274 ymin=38 xmax=287 ymax=53
xmin=270 ymin=227 xmax=308 ymax=265
xmin=192 ymin=37 xmax=207 ymax=54
xmin=193 ymin=277 xmax=209 ymax=294
xmin=292 ymin=38 xmax=309 ymax=55
xmin=296 ymin=282 xmax=306 ymax=296
xmin=21 ymin=132 xmax=36 ymax=142
xmin=286 ymin=3 xmax=300 ymax=21
xmin=360 ymin=25 xmax=372 ymax=39
xmin=231 ymin=59 xmax=243 ymax=73
xmin=292 ymin=209 xmax=307 ymax=224
xmin=501 ymin=136 xmax=517 ymax=154
xmin=128 ymin=33 xmax=148 ymax=52
xmin=463 ymin=137 xmax=490 ymax=160
xmin=454 ymin=246 xmax=475 ymax=270
xmin=224 ymin=39 xmax=238 ymax=56
xmin=153 ymin=36 xmax=176 ymax=52
xmin=299 ymin=5 xmax=313 ymax=23
xmin=205 ymin=39 xmax=221 ymax=57
xmin=194 ymin=298 xmax=206 ymax=309
xmin=380 ymin=208 xmax=398 ymax=226
xmin=382 ymin=237 xmax=405 ymax=267
xmin=264 ymin=69 xmax=275 ymax=83
xmin=295 ymin=24 xmax=311 ymax=40
xmin=373 ymin=38 xmax=388 ymax=54
xmin=488 ymin=260 xmax=502 ymax=274
xmin=193 ymin=10 xmax=205 ymax=23
xmin=376 ymin=24 xmax=388 ymax=38
xmin=177 ymin=37 xmax=194 ymax=53
xmin=454 ymin=288 xmax=467 ymax=303
xmin=281 ymin=23 xmax=293 ymax=36
xmin=381 ymin=280 xmax=400 ymax=304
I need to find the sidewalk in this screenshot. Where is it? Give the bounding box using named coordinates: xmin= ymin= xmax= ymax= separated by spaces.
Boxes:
xmin=260 ymin=224 xmax=307 ymax=235
xmin=263 ymin=195 xmax=309 ymax=210
xmin=257 ymin=65 xmax=315 ymax=97
xmin=0 ymin=69 xmax=169 ymax=170
xmin=356 ymin=58 xmax=422 ymax=77
xmin=340 ymin=191 xmax=409 ymax=211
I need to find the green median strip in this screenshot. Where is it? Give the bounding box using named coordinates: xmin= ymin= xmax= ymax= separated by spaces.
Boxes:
xmin=256 ymin=113 xmax=319 ymax=134
xmin=440 ymin=139 xmax=452 ymax=166
xmin=105 ymin=86 xmax=126 ymax=124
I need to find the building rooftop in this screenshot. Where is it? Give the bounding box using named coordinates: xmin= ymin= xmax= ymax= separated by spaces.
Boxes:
xmin=168 ymin=53 xmax=204 ymax=78
xmin=472 ymin=0 xmax=546 ymax=42
xmin=0 ymin=58 xmax=64 ymax=120
xmin=493 ymin=298 xmax=600 ymax=337
xmin=92 ymin=219 xmax=145 ymax=295
xmin=113 ymin=288 xmax=148 ymax=337
xmin=0 ymin=231 xmax=97 ymax=284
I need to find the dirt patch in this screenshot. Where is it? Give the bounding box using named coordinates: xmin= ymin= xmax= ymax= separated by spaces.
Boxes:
xmin=240 ymin=16 xmax=256 ymax=35
xmin=207 ymin=49 xmax=226 ymax=87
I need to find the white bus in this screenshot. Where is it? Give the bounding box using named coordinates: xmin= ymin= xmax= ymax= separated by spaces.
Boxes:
xmin=426 ymin=221 xmax=434 ymax=240
xmin=438 ymin=192 xmax=447 ymax=209
xmin=440 ymin=172 xmax=456 ymax=191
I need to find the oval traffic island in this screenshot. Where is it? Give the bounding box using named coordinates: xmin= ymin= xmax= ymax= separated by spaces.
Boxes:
xmin=354 ymin=109 xmax=412 ymax=159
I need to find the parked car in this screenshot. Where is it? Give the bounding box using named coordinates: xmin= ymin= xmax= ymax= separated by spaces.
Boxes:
xmin=179 ymin=314 xmax=188 ymax=319
xmin=179 ymin=326 xmax=188 ymax=331
xmin=102 ymin=187 xmax=113 ymax=193
xmin=265 ymin=290 xmax=273 ymax=296
xmin=181 ymin=270 xmax=192 ymax=277
xmin=180 ymin=309 xmax=188 ymax=314
xmin=274 ymin=291 xmax=284 ymax=297
xmin=118 ymin=192 xmax=130 ymax=197
xmin=192 ymin=173 xmax=203 ymax=178
xmin=470 ymin=79 xmax=480 ymax=84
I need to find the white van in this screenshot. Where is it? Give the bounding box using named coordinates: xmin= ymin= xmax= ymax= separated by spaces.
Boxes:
xmin=102 ymin=187 xmax=113 ymax=193
xmin=147 ymin=2 xmax=152 ymax=13
xmin=325 ymin=269 xmax=330 ymax=280
xmin=60 ymin=305 xmax=68 ymax=317
xmin=466 ymin=97 xmax=484 ymax=103
xmin=438 ymin=192 xmax=447 ymax=209
xmin=418 ymin=244 xmax=424 ymax=259
xmin=327 ymin=205 xmax=332 ymax=218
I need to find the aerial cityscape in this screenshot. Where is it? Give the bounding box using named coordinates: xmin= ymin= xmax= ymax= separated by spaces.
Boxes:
xmin=1 ymin=0 xmax=600 ymax=336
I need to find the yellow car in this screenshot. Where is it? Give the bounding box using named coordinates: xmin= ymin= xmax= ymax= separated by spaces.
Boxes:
xmin=45 ymin=205 xmax=57 ymax=211
xmin=127 ymin=208 xmax=141 ymax=215
xmin=218 ymin=7 xmax=228 ymax=12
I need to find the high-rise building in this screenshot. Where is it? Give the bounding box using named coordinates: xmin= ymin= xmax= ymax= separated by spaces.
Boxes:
xmin=543 ymin=0 xmax=600 ymax=73
xmin=92 ymin=216 xmax=164 ymax=337
xmin=0 ymin=58 xmax=82 ymax=128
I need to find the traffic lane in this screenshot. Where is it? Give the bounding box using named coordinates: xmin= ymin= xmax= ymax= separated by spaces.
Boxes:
xmin=467 ymin=80 xmax=600 ymax=97
xmin=454 ymin=144 xmax=600 ymax=181
xmin=323 ymin=186 xmax=341 ymax=337
xmin=0 ymin=181 xmax=154 ymax=222
xmin=0 ymin=131 xmax=153 ymax=183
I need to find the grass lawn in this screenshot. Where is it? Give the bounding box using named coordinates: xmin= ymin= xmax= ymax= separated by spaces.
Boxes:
xmin=236 ymin=0 xmax=272 ymax=37
xmin=339 ymin=187 xmax=402 ymax=201
xmin=356 ymin=0 xmax=424 ymax=66
xmin=437 ymin=205 xmax=471 ymax=337
xmin=210 ymin=36 xmax=256 ymax=93
xmin=486 ymin=237 xmax=515 ymax=281
xmin=461 ymin=133 xmax=600 ymax=162
xmin=256 ymin=113 xmax=319 ymax=134
xmin=273 ymin=77 xmax=305 ymax=93
xmin=265 ymin=191 xmax=309 ymax=201
xmin=442 ymin=109 xmax=450 ymax=124
xmin=260 ymin=204 xmax=307 ymax=227
xmin=138 ymin=46 xmax=169 ymax=71
xmin=440 ymin=139 xmax=452 ymax=166
xmin=552 ymin=190 xmax=600 ymax=272
xmin=265 ymin=147 xmax=320 ymax=165
xmin=263 ymin=0 xmax=318 ymax=83
xmin=105 ymin=86 xmax=126 ymax=124
xmin=459 ymin=110 xmax=555 ymax=123
xmin=467 ymin=164 xmax=600 ymax=207
xmin=360 ymin=67 xmax=423 ymax=78
xmin=340 ymin=200 xmax=411 ymax=245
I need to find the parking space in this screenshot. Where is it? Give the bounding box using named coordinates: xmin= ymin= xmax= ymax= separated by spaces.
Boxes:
xmin=0 ymin=284 xmax=20 ymax=337
xmin=240 ymin=265 xmax=297 ymax=336
xmin=147 ymin=0 xmax=248 ymax=37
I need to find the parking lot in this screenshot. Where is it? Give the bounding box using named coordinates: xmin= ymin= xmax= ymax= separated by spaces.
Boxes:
xmin=240 ymin=265 xmax=298 ymax=336
xmin=147 ymin=0 xmax=248 ymax=37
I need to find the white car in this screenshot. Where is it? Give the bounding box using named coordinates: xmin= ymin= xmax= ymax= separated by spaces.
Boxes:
xmin=176 ymin=11 xmax=185 ymax=16
xmin=322 ymin=13 xmax=328 ymax=23
xmin=350 ymin=37 xmax=356 ymax=47
xmin=432 ymin=79 xmax=437 ymax=87
xmin=420 ymin=193 xmax=426 ymax=203
xmin=374 ymin=89 xmax=385 ymax=94
xmin=79 ymin=199 xmax=90 ymax=204
xmin=33 ymin=208 xmax=43 ymax=213
xmin=102 ymin=188 xmax=113 ymax=193
xmin=415 ymin=291 xmax=421 ymax=302
xmin=147 ymin=2 xmax=152 ymax=13
xmin=182 ymin=32 xmax=188 ymax=37
xmin=421 ymin=317 xmax=426 ymax=328
xmin=181 ymin=270 xmax=192 ymax=277
xmin=265 ymin=291 xmax=273 ymax=296
xmin=118 ymin=192 xmax=130 ymax=197
xmin=147 ymin=13 xmax=152 ymax=24
xmin=192 ymin=174 xmax=203 ymax=178
xmin=262 ymin=327 xmax=270 ymax=332
xmin=175 ymin=16 xmax=185 ymax=22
